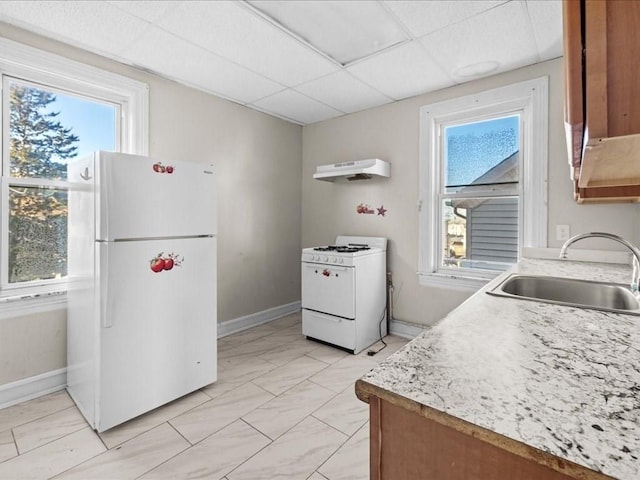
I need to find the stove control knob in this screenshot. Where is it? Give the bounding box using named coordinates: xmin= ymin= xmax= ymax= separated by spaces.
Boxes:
xmin=313 ymin=255 xmax=319 ymax=261
xmin=322 ymin=256 xmax=328 ymax=262
xmin=332 ymin=257 xmax=338 ymax=263
xmin=338 ymin=258 xmax=344 ymax=264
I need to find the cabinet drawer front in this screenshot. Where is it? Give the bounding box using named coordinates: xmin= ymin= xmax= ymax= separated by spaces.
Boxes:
xmin=302 ymin=309 xmax=355 ymax=351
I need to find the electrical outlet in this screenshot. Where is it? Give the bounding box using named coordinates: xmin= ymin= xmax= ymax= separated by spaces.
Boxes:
xmin=556 ymin=225 xmax=571 ymax=241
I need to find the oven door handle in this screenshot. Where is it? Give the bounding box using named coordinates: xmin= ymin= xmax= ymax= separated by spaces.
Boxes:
xmin=303 ymin=264 xmax=351 ymax=273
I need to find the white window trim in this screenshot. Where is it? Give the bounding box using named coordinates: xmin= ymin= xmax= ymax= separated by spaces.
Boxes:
xmin=418 ymin=77 xmax=548 ymax=291
xmin=0 ymin=37 xmax=149 ymax=308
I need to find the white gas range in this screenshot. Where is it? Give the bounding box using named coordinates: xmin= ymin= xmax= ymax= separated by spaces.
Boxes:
xmin=301 ymin=235 xmax=387 ymax=354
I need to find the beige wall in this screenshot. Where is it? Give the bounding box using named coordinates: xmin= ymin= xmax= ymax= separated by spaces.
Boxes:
xmin=0 ymin=23 xmax=302 ymax=386
xmin=0 ymin=307 xmax=66 ymax=385
xmin=302 ymin=58 xmax=640 ymax=327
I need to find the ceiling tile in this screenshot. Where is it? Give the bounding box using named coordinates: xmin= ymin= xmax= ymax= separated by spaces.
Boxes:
xmin=0 ymin=1 xmax=148 ymax=57
xmin=123 ymin=27 xmax=283 ymax=104
xmin=251 ymin=89 xmax=343 ymax=125
xmin=526 ymin=0 xmax=564 ymax=61
xmin=155 ymin=1 xmax=339 ymax=87
xmin=384 ymin=0 xmax=506 ymax=38
xmin=107 ymin=0 xmax=180 ymax=23
xmin=422 ymin=1 xmax=538 ymax=82
xmin=248 ymin=0 xmax=408 ymax=65
xmin=347 ymin=41 xmax=454 ymax=100
xmin=295 ymin=72 xmax=392 ymax=113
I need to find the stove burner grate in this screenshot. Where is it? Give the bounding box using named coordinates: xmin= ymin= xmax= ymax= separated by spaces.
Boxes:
xmin=313 ymin=244 xmax=371 ymax=253
xmin=313 ymin=245 xmax=338 ymax=251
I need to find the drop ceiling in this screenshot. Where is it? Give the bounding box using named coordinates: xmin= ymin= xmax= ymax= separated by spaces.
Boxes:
xmin=0 ymin=0 xmax=563 ymax=126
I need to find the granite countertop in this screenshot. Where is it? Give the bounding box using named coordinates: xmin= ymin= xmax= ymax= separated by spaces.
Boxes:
xmin=356 ymin=258 xmax=640 ymax=480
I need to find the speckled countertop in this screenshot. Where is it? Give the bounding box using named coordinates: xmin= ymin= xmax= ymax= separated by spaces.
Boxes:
xmin=356 ymin=258 xmax=640 ymax=480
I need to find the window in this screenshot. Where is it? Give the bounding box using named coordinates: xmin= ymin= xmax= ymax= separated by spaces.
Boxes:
xmin=418 ymin=77 xmax=548 ymax=290
xmin=0 ymin=37 xmax=148 ymax=301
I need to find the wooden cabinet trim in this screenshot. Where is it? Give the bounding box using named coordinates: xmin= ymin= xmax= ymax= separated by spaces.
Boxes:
xmin=563 ymin=0 xmax=585 ymax=170
xmin=370 ymin=395 xmax=381 ymax=480
xmin=584 ymin=0 xmax=608 ymax=139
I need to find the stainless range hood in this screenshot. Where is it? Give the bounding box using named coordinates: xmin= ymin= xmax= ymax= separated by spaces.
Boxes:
xmin=313 ymin=158 xmax=390 ymax=182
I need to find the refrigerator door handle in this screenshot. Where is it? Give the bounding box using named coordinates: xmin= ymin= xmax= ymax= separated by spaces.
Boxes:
xmin=101 ymin=246 xmax=112 ymax=328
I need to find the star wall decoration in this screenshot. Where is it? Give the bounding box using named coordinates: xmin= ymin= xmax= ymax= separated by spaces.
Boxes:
xmin=377 ymin=205 xmax=387 ymax=217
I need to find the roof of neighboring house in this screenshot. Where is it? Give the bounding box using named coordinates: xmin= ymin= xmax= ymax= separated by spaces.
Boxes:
xmin=450 ymin=150 xmax=519 ymax=209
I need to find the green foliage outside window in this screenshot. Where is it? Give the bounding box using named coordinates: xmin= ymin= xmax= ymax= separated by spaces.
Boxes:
xmin=8 ymin=85 xmax=79 ymax=283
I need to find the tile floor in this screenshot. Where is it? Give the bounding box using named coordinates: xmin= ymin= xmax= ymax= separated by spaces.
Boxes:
xmin=0 ymin=312 xmax=409 ymax=479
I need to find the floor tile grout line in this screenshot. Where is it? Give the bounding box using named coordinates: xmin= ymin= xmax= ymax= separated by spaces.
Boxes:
xmin=248 ymin=381 xmax=276 ymax=398
xmin=10 ymin=404 xmax=80 ymax=442
xmin=248 ymin=353 xmax=333 ymax=390
xmin=40 ymin=426 xmax=108 ymax=480
xmin=308 ymin=470 xmax=330 ymax=480
xmin=170 ymin=382 xmax=275 ymax=448
xmin=9 ymin=412 xmax=93 ymax=459
xmin=49 ymin=423 xmax=187 ymax=480
xmin=131 ymin=422 xmax=192 ymax=480
xmin=219 ymin=334 xmax=312 ymax=367
xmin=247 ymin=355 xmax=334 ymax=397
xmin=102 ymin=393 xmax=215 ymax=450
xmin=220 ymin=324 xmax=295 ymax=348
xmin=7 ymin=428 xmax=18 ymax=462
xmin=223 ymin=418 xmax=277 ymax=479
xmin=225 ymin=415 xmax=342 ymax=480
xmin=0 ymin=391 xmax=74 ymax=435
xmin=305 ymin=385 xmax=353 ymax=422
xmin=166 ymin=420 xmax=193 ymax=447
xmin=313 ymin=419 xmax=368 ymax=477
xmin=240 ymin=387 xmax=339 ymax=443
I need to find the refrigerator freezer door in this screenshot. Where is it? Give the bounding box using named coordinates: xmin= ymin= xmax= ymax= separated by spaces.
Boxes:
xmin=97 ymin=237 xmax=217 ymax=432
xmin=72 ymin=151 xmax=216 ymax=241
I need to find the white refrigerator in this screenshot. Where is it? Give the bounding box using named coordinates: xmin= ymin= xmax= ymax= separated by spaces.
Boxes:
xmin=67 ymin=151 xmax=217 ymax=432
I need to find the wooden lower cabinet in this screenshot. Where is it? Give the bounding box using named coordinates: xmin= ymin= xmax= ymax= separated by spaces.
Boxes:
xmin=368 ymin=396 xmax=583 ymax=480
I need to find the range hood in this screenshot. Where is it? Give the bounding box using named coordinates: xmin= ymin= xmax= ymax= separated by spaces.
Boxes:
xmin=313 ymin=158 xmax=390 ymax=182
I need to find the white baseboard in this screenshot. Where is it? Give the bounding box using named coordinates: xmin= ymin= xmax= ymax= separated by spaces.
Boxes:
xmin=389 ymin=319 xmax=426 ymax=339
xmin=218 ymin=301 xmax=301 ymax=338
xmin=0 ymin=368 xmax=67 ymax=410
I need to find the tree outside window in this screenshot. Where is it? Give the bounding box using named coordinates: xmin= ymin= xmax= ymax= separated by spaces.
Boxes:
xmin=6 ymin=79 xmax=116 ymax=286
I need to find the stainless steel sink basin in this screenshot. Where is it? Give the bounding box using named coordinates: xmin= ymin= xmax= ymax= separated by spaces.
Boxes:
xmin=487 ymin=274 xmax=640 ymax=315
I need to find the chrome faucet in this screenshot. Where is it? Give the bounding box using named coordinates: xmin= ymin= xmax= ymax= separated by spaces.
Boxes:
xmin=559 ymin=232 xmax=640 ymax=295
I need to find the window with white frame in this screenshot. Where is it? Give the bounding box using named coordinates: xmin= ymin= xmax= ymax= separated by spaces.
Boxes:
xmin=0 ymin=38 xmax=148 ymax=300
xmin=418 ymin=77 xmax=548 ymax=290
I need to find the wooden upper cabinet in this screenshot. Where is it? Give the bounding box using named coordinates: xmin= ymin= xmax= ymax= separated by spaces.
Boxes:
xmin=563 ymin=0 xmax=640 ymax=202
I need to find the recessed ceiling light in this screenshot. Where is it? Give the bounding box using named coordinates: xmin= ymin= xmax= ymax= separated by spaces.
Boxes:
xmin=247 ymin=0 xmax=409 ymax=66
xmin=453 ymin=61 xmax=500 ymax=79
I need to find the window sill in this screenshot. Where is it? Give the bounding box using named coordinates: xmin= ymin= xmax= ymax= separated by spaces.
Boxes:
xmin=0 ymin=291 xmax=66 ymax=319
xmin=418 ymin=272 xmax=493 ymax=292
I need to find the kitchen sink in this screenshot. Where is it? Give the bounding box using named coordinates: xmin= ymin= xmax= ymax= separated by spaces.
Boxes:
xmin=487 ymin=274 xmax=640 ymax=315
